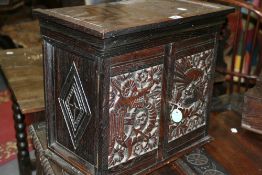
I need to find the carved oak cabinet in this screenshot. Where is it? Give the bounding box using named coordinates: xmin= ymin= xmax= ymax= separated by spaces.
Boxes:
xmin=34 ymin=1 xmax=233 ymax=174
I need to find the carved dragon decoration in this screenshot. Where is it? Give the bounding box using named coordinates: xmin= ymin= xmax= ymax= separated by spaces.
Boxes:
xmin=168 ymin=49 xmax=213 ymax=142
xmin=108 ymin=65 xmax=163 ymax=168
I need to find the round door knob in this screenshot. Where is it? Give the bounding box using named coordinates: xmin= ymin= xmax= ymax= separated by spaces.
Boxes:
xmin=171 ymin=109 xmax=183 ymax=123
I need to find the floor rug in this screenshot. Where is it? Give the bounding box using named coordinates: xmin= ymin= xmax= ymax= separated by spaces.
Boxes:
xmin=176 ymin=147 xmax=228 ymax=175
xmin=0 ymin=90 xmax=10 ymax=104
xmin=0 ymin=90 xmax=33 ymax=166
xmin=0 ymin=99 xmax=17 ymax=166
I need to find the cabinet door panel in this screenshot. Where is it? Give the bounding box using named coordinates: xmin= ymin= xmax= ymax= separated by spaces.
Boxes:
xmin=165 ymin=36 xmax=216 ymax=156
xmin=107 ymin=46 xmax=164 ymax=173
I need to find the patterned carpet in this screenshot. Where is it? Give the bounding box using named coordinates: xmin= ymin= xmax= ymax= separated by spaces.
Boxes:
xmin=0 ymin=73 xmax=17 ymax=165
xmin=0 ymin=90 xmax=10 ymax=104
xmin=0 ymin=83 xmax=34 ymax=167
xmin=0 ymin=96 xmax=17 ymax=165
xmin=177 ymin=147 xmax=228 ymax=175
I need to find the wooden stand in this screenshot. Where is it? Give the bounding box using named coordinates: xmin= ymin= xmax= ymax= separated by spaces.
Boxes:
xmin=34 ymin=1 xmax=233 ymax=174
xmin=242 ymin=72 xmax=262 ymax=134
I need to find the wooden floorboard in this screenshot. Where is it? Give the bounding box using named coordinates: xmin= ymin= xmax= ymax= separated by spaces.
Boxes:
xmin=205 ymin=111 xmax=262 ymax=175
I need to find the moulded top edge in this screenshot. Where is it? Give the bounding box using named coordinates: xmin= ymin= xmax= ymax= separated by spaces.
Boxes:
xmin=34 ymin=0 xmax=234 ymax=39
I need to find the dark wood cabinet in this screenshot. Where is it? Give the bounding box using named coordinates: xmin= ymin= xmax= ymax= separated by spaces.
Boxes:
xmin=34 ymin=1 xmax=233 ymax=174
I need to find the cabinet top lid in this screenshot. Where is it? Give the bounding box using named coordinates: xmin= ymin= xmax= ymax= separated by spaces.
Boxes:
xmin=34 ymin=0 xmax=233 ymax=39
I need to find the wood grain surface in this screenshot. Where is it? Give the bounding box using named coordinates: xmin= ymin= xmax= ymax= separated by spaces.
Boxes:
xmin=34 ymin=0 xmax=233 ymax=38
xmin=205 ymin=111 xmax=262 ymax=175
xmin=0 ymin=47 xmax=44 ymax=114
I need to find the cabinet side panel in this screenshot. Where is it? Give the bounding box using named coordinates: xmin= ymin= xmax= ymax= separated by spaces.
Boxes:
xmin=44 ymin=41 xmax=97 ymax=173
xmin=54 ymin=47 xmax=96 ymax=163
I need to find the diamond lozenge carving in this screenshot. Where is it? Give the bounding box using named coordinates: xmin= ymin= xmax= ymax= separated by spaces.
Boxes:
xmin=58 ymin=62 xmax=91 ymax=149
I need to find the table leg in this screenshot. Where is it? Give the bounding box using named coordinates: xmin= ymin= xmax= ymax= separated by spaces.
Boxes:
xmin=13 ymin=102 xmax=32 ymax=175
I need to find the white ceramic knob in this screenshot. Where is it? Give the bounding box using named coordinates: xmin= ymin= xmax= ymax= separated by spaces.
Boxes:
xmin=171 ymin=109 xmax=183 ymax=123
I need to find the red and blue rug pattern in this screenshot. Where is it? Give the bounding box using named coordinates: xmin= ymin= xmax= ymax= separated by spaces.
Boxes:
xmin=0 ymin=90 xmax=17 ymax=165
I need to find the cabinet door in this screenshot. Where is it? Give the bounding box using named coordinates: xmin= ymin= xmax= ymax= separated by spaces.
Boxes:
xmin=107 ymin=46 xmax=164 ymax=174
xmin=165 ymin=36 xmax=216 ymax=156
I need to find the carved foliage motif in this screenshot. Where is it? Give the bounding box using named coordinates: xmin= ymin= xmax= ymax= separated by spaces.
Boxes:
xmin=58 ymin=62 xmax=92 ymax=149
xmin=168 ymin=49 xmax=213 ymax=142
xmin=108 ymin=65 xmax=163 ymax=168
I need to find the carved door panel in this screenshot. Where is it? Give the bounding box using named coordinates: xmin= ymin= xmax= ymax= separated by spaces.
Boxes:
xmin=107 ymin=46 xmax=164 ymax=172
xmin=165 ymin=38 xmax=216 ymax=156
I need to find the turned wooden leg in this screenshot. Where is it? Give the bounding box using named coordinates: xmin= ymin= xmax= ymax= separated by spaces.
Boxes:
xmin=13 ymin=102 xmax=32 ymax=175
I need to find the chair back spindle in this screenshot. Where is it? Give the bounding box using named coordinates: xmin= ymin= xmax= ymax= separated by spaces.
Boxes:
xmin=214 ymin=0 xmax=262 ymax=94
